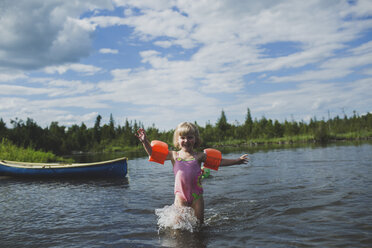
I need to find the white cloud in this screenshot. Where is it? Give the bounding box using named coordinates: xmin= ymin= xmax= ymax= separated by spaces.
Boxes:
xmin=269 ymin=41 xmax=372 ymax=83
xmin=85 ymin=16 xmax=127 ymax=28
xmin=350 ymin=40 xmax=372 ymax=55
xmin=0 ymin=84 xmax=50 ymax=96
xmin=361 ymin=67 xmax=372 ymax=76
xmin=153 ymin=40 xmax=173 ymax=48
xmin=54 ymin=112 xmax=99 ymax=126
xmin=113 ymin=0 xmax=174 ymax=12
xmin=0 ymin=71 xmax=27 ymax=82
xmin=0 ymin=0 xmax=113 ymax=70
xmin=269 ymin=69 xmax=352 ymax=83
xmin=0 ymin=97 xmax=100 ymax=127
xmin=82 ymin=0 xmax=371 ymax=82
xmin=44 ymin=63 xmax=102 ymax=75
xmin=346 ymin=0 xmax=372 ymax=17
xmin=0 ymin=79 xmax=95 ymax=97
xmin=86 ymin=0 xmax=372 ymax=92
xmin=235 ymin=78 xmax=372 ymax=121
xmin=0 ymin=97 xmax=29 ymax=111
xmin=99 ymin=48 xmax=119 ymax=54
xmin=46 ymin=79 xmax=96 ymax=97
xmin=98 ymin=66 xmax=217 ymax=108
xmin=322 ymin=51 xmax=372 ymax=71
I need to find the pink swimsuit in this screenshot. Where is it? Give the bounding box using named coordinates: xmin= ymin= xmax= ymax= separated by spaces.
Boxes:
xmin=173 ymin=155 xmax=203 ymax=205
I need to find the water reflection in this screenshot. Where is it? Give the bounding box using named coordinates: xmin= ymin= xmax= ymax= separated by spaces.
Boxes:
xmin=0 ymin=175 xmax=130 ymax=188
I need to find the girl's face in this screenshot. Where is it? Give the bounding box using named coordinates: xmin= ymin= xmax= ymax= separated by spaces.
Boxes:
xmin=178 ymin=134 xmax=195 ymax=151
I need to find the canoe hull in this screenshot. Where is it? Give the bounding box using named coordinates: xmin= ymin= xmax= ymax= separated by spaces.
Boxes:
xmin=0 ymin=157 xmax=127 ymax=178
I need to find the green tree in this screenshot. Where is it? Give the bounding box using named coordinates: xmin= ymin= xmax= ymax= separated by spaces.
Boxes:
xmin=1 ymin=109 xmax=371 ymax=157
xmin=200 ymin=121 xmax=216 ymax=145
xmin=0 ymin=118 xmax=7 ymax=138
xmin=314 ymin=120 xmax=330 ymax=143
xmin=216 ymin=110 xmax=230 ymax=140
xmin=244 ymin=108 xmax=253 ymax=138
xmin=257 ymin=116 xmax=268 ymax=138
xmin=47 ymin=122 xmax=66 ymax=154
xmin=109 ymin=113 xmax=115 ymax=139
xmin=93 ymin=115 xmax=102 ymax=143
xmin=273 ymin=120 xmax=284 ymax=137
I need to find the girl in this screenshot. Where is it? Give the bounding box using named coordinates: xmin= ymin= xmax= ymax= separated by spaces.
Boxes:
xmin=136 ymin=122 xmax=249 ymax=225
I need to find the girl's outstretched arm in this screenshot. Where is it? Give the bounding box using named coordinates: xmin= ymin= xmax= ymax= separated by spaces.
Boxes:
xmin=220 ymin=154 xmax=249 ymax=167
xmin=136 ymin=128 xmax=152 ymax=156
xmin=136 ymin=128 xmax=173 ymax=161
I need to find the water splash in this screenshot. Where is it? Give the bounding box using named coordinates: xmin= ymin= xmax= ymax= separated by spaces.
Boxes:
xmin=155 ymin=204 xmax=199 ymax=233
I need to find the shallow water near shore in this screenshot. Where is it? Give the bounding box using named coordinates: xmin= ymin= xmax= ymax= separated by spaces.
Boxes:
xmin=1 ymin=142 xmax=371 ymax=247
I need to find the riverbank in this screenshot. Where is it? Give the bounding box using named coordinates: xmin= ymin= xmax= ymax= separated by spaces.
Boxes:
xmin=0 ymin=139 xmax=72 ymax=163
xmin=204 ymin=131 xmax=372 ymax=148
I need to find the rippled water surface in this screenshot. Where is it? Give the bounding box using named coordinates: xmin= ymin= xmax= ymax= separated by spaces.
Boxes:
xmin=1 ymin=143 xmax=371 ymax=247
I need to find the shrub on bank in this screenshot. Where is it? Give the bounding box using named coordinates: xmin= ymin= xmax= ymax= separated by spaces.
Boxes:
xmin=0 ymin=139 xmax=71 ymax=163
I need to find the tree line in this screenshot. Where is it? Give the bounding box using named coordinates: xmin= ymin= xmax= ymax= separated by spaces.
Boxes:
xmin=0 ymin=109 xmax=371 ymax=155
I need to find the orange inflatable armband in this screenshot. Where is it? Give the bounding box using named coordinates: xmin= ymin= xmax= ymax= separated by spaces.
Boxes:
xmin=149 ymin=140 xmax=169 ymax=164
xmin=203 ymin=148 xmax=222 ymax=171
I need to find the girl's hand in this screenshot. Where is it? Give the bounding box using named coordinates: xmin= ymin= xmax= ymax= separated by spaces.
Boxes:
xmin=135 ymin=128 xmax=153 ymax=157
xmin=237 ymin=154 xmax=249 ymax=165
xmin=136 ymin=128 xmax=147 ymax=142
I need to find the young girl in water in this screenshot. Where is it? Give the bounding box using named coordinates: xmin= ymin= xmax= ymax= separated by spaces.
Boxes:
xmin=136 ymin=122 xmax=249 ymax=225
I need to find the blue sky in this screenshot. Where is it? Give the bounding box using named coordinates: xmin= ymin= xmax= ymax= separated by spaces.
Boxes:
xmin=0 ymin=0 xmax=371 ymax=130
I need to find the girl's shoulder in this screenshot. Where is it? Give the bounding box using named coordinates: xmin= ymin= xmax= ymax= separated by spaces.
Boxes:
xmin=170 ymin=150 xmax=178 ymax=160
xmin=195 ymin=151 xmax=207 ymax=162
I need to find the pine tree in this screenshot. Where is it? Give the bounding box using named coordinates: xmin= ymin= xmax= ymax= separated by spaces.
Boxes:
xmin=244 ymin=108 xmax=253 ymax=138
xmin=216 ymin=110 xmax=229 ymax=140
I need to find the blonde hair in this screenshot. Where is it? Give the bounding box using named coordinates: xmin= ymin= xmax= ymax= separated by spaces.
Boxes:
xmin=173 ymin=122 xmax=202 ymax=149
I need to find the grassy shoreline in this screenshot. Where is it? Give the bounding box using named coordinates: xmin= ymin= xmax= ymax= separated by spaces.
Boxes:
xmin=206 ymin=131 xmax=372 ymax=148
xmin=0 ymin=139 xmax=72 ymax=163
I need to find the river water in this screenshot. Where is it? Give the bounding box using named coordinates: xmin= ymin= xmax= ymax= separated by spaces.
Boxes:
xmin=1 ymin=143 xmax=371 ymax=247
